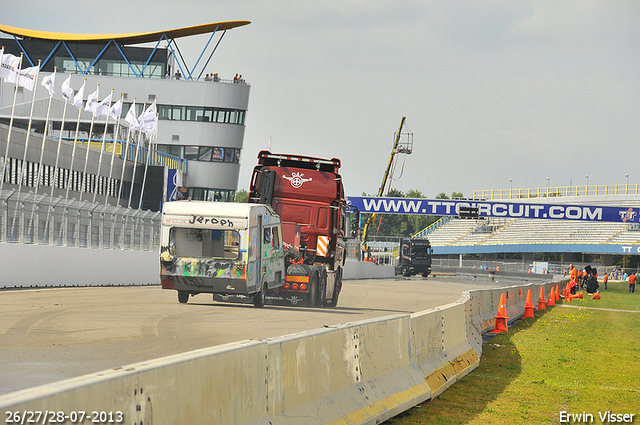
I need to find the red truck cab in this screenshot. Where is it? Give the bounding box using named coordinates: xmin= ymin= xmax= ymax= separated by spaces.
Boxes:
xmin=248 ymin=151 xmax=347 ymax=306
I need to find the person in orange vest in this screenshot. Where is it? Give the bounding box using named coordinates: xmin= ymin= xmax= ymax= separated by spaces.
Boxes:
xmin=569 ymin=264 xmax=578 ymax=294
xmin=629 ymin=272 xmax=637 ymax=293
xmin=603 ymin=272 xmax=608 ymax=290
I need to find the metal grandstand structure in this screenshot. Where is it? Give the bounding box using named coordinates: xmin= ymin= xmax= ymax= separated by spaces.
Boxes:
xmin=0 ymin=21 xmax=250 ymax=80
xmin=421 ymin=189 xmax=640 ymax=258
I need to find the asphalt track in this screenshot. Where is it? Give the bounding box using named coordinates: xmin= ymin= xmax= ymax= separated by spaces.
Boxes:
xmin=0 ymin=275 xmax=514 ymax=395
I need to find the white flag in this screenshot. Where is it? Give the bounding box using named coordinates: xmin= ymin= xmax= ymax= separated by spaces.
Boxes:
xmin=61 ymin=75 xmax=74 ymax=102
xmin=139 ymin=100 xmax=158 ymax=138
xmin=125 ymin=101 xmax=140 ymax=129
xmin=72 ymin=80 xmax=85 ymax=110
xmin=1 ymin=53 xmax=21 ymax=83
xmin=109 ymin=99 xmax=122 ymax=120
xmin=41 ymin=72 xmax=55 ymax=96
xmin=18 ymin=65 xmax=39 ymax=91
xmin=85 ymin=87 xmax=100 ymax=114
xmin=96 ymin=93 xmax=112 ymax=117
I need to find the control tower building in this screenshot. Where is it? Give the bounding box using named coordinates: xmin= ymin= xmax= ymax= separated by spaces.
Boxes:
xmin=0 ymin=21 xmax=251 ymax=209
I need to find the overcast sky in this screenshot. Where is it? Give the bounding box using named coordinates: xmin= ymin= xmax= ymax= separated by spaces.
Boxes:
xmin=2 ymin=1 xmax=639 ymax=199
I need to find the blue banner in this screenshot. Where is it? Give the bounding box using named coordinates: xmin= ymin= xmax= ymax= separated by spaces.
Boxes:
xmin=346 ymin=196 xmax=639 ymax=224
xmin=166 ymin=169 xmax=180 ymax=202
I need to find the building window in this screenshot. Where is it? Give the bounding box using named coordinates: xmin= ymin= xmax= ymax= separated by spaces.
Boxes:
xmin=133 ymin=104 xmax=245 ymax=125
xmin=187 ymin=187 xmax=236 ymax=202
xmin=183 ymin=146 xmax=199 ymax=160
xmin=157 ymin=145 xmax=241 ymax=164
xmin=198 ymin=147 xmax=213 ymax=161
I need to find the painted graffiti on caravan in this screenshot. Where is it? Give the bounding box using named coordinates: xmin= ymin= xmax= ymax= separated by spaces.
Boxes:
xmin=347 ymin=197 xmax=639 ymax=223
xmin=160 ymin=201 xmax=285 ymax=298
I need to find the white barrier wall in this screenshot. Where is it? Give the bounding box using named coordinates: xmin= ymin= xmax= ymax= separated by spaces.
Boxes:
xmin=0 ymin=244 xmax=388 ymax=288
xmin=0 ymin=243 xmax=159 ymax=288
xmin=0 ymin=280 xmax=561 ymax=424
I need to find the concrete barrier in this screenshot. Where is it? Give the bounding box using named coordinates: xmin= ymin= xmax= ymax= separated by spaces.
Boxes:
xmin=0 ymin=279 xmax=561 ymax=424
xmin=410 ymin=297 xmax=479 ymax=398
xmin=266 ymin=315 xmax=429 ymax=425
xmin=343 ymin=261 xmax=395 ymax=280
xmin=0 ymin=243 xmax=159 ymax=288
xmin=0 ymin=340 xmax=271 ymax=425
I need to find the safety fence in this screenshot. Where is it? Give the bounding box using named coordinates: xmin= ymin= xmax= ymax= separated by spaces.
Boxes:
xmin=0 ymin=189 xmax=160 ymax=251
xmin=0 ymin=279 xmax=559 ymax=424
xmin=474 ymin=184 xmax=640 ymax=200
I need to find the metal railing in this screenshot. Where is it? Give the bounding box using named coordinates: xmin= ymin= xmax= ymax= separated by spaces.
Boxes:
xmin=1 ymin=189 xmax=160 ymax=251
xmin=473 ymin=184 xmax=640 ymax=200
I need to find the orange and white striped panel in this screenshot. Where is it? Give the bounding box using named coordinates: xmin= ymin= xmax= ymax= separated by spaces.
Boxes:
xmin=316 ymin=236 xmax=329 ymax=257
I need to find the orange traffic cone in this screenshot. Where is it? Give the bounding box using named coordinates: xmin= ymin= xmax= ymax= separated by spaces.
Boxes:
xmin=547 ymin=286 xmax=556 ymax=306
xmin=523 ymin=289 xmax=535 ymax=318
xmin=491 ymin=293 xmax=509 ymax=333
xmin=566 ymin=292 xmax=583 ymax=301
xmin=591 ymin=292 xmax=601 ymax=300
xmin=537 ymin=287 xmax=547 ymax=311
xmin=555 ymin=285 xmax=560 ymax=301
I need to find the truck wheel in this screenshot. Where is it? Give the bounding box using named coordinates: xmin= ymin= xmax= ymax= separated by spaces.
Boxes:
xmin=253 ymin=283 xmax=266 ymax=308
xmin=307 ymin=273 xmax=318 ymax=307
xmin=177 ymin=291 xmax=189 ymax=304
xmin=402 ymin=265 xmax=411 ymax=277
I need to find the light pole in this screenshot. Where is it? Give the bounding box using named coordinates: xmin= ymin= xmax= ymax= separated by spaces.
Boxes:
xmin=546 ymin=177 xmax=550 ymax=188
xmin=509 ymin=178 xmax=512 ymax=191
xmin=585 ymin=175 xmax=589 ymax=186
xmin=626 ymin=174 xmax=630 ymax=194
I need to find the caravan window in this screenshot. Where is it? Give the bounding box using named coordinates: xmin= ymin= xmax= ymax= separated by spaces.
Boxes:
xmin=170 ymin=227 xmax=241 ymax=259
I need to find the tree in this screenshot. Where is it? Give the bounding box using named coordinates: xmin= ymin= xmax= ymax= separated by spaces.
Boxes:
xmin=359 ymin=188 xmax=456 ymax=240
xmin=235 ymin=189 xmax=248 ymax=203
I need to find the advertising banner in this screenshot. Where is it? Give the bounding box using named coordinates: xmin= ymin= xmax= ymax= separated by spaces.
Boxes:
xmin=347 ymin=196 xmax=639 ymax=224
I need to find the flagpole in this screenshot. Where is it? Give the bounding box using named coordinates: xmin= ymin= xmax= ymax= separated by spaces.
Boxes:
xmin=0 ymin=53 xmax=23 ymax=191
xmin=116 ymin=123 xmax=133 ymax=206
xmin=117 ymin=99 xmax=137 ymax=206
xmin=35 ymin=66 xmax=56 ymax=193
xmin=17 ymin=60 xmax=41 ymax=193
xmin=138 ymin=132 xmax=153 ymax=210
xmin=65 ymin=78 xmax=86 ymax=198
xmin=106 ymin=94 xmax=124 ymax=205
xmin=51 ymin=73 xmax=72 ymax=198
xmin=79 ymin=84 xmax=99 ymax=202
xmin=93 ymin=88 xmax=114 ymax=203
xmin=138 ymin=101 xmax=158 ymax=209
xmin=127 ymin=104 xmax=145 ymax=209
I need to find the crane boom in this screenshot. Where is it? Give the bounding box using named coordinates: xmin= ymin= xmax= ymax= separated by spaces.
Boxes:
xmin=361 ymin=117 xmax=408 ymax=246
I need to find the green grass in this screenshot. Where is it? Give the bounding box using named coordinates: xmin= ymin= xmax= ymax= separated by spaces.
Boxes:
xmin=387 ymin=282 xmax=640 ymax=424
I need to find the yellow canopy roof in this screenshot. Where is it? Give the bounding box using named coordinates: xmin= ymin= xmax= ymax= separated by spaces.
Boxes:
xmin=0 ymin=21 xmax=250 ymax=45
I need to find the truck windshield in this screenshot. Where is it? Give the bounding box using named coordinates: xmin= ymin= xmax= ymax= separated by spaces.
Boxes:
xmin=169 ymin=228 xmax=241 ymax=260
xmin=411 ymin=245 xmax=430 ymax=259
